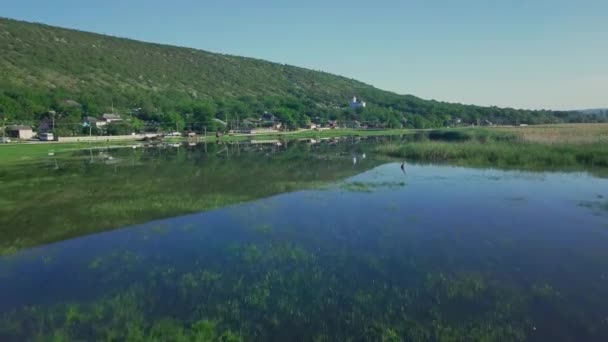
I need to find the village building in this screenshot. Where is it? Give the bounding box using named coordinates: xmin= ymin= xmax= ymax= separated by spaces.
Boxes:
xmin=350 ymin=96 xmax=366 ymax=109
xmin=7 ymin=125 xmax=34 ymax=139
xmin=84 ymin=116 xmax=106 ymax=127
xmin=101 ymin=113 xmax=123 ymax=124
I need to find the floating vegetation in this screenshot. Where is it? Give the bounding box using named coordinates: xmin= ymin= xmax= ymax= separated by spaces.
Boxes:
xmin=340 ymin=181 xmax=406 ymax=193
xmin=340 ymin=181 xmax=373 ymax=193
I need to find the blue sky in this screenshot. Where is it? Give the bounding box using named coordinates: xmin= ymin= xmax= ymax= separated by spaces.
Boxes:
xmin=2 ymin=0 xmax=607 ymax=110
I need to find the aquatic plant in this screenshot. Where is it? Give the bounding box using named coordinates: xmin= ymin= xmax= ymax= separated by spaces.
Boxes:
xmin=339 ymin=181 xmax=406 ymax=193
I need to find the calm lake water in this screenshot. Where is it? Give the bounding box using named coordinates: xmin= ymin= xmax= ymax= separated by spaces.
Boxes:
xmin=1 ymin=138 xmax=608 ymax=341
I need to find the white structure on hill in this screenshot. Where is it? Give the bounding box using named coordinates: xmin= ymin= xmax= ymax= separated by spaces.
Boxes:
xmin=350 ymin=96 xmax=366 ymax=109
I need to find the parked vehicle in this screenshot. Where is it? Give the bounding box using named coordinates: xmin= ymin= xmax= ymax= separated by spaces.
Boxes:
xmin=39 ymin=133 xmax=54 ymax=141
xmin=0 ymin=137 xmax=11 ymax=143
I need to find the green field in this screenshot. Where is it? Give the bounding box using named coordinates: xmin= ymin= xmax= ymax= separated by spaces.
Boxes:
xmin=0 ymin=141 xmax=138 ymax=164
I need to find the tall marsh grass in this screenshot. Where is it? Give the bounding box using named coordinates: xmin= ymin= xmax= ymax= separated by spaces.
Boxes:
xmin=378 ymin=127 xmax=608 ymax=169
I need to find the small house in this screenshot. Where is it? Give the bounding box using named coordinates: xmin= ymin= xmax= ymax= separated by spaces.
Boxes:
xmin=101 ymin=114 xmax=122 ymax=124
xmin=84 ymin=116 xmax=106 ymax=128
xmin=7 ymin=125 xmax=34 ymax=139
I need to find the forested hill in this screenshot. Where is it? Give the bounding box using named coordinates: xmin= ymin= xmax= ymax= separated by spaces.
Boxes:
xmin=0 ymin=17 xmax=599 ymax=134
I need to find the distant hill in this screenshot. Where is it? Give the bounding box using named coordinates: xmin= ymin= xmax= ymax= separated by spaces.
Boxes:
xmin=0 ymin=17 xmax=600 ymax=134
xmin=578 ymin=108 xmax=608 ymax=115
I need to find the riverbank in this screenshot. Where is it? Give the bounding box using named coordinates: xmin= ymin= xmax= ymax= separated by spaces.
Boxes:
xmin=2 ymin=124 xmax=608 ymax=167
xmin=0 ymin=129 xmax=413 ymax=164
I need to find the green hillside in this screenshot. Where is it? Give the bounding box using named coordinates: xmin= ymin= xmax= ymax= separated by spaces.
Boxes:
xmin=0 ymin=17 xmax=599 ymax=134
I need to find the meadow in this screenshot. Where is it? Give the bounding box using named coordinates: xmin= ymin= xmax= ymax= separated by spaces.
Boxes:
xmin=494 ymin=123 xmax=608 ymax=144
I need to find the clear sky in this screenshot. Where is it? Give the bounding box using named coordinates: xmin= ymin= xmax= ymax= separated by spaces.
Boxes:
xmin=1 ymin=0 xmax=606 ymax=110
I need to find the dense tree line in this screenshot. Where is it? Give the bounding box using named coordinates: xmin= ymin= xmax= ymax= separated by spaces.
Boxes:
xmin=0 ymin=17 xmax=603 ymax=135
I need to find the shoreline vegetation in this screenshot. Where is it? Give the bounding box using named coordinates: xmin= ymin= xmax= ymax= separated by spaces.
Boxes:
xmin=377 ymin=124 xmax=608 ymax=171
xmin=2 ymin=123 xmax=608 ymax=169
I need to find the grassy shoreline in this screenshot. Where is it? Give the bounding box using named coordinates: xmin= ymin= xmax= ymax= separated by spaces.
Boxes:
xmin=0 ymin=129 xmax=412 ymax=164
xmin=374 ymin=126 xmax=608 ymax=171
xmin=377 ymin=141 xmax=608 ymax=170
xmin=2 ymin=124 xmax=608 ymax=170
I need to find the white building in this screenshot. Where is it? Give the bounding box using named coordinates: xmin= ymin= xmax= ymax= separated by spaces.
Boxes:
xmin=7 ymin=125 xmax=34 ymax=139
xmin=350 ymin=96 xmax=366 ymax=109
xmin=101 ymin=113 xmax=123 ymax=123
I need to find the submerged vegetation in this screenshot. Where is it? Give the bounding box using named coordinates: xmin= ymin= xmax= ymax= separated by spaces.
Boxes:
xmin=3 ymin=235 xmax=607 ymax=341
xmin=0 ymin=241 xmax=553 ymax=341
xmin=340 ymin=181 xmax=406 ymax=193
